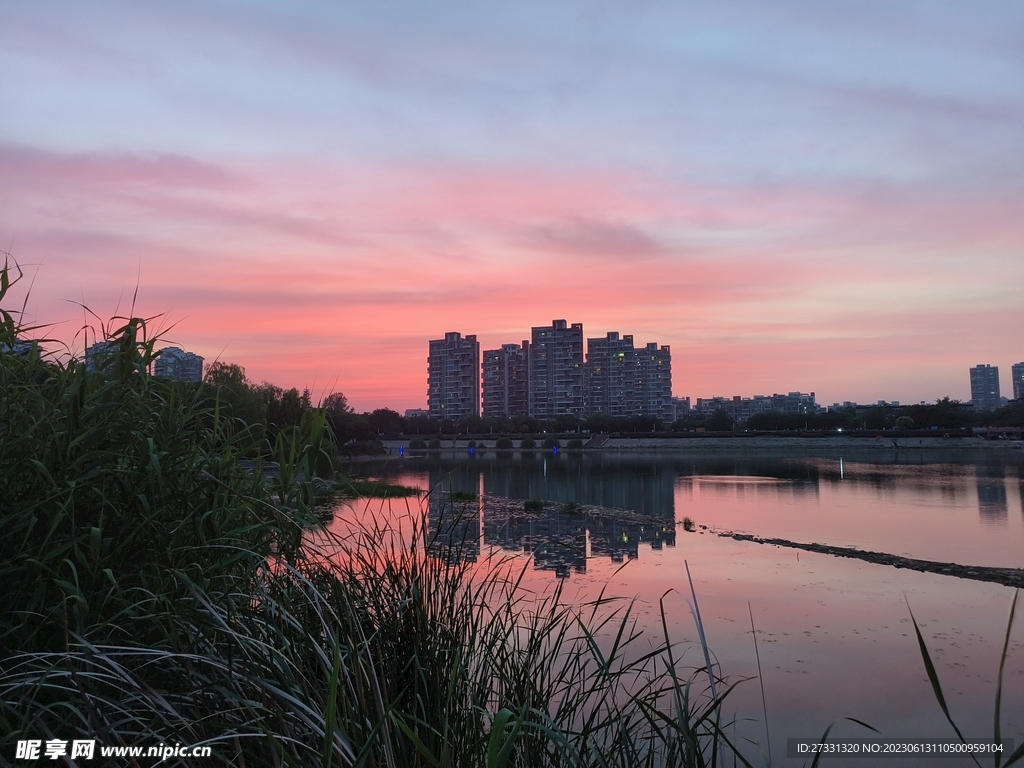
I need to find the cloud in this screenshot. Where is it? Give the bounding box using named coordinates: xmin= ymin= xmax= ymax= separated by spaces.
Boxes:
xmin=517 ymin=217 xmax=667 ymax=260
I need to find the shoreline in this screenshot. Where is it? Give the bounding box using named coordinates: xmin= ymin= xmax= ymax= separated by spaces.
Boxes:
xmin=379 ymin=435 xmax=1024 ymax=454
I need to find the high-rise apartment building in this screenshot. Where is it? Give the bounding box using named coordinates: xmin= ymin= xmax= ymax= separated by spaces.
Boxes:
xmin=585 ymin=333 xmax=673 ymax=421
xmin=427 ymin=332 xmax=480 ymax=419
xmin=1012 ymin=362 xmax=1024 ymax=401
xmin=969 ymin=364 xmax=1001 ymax=410
xmin=153 ymin=346 xmax=204 ymax=383
xmin=529 ymin=320 xmax=585 ymax=419
xmin=586 ymin=332 xmax=638 ymax=418
xmin=482 ymin=342 xmax=530 ymax=418
xmin=638 ymin=342 xmax=672 ymax=421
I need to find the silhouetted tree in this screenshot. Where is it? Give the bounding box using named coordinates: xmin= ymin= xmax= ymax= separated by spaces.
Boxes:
xmin=203 ymin=362 xmax=266 ymax=427
xmin=707 ymin=408 xmax=734 ymax=432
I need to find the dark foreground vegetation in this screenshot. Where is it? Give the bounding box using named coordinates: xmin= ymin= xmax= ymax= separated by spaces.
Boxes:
xmin=0 ymin=261 xmax=752 ymax=766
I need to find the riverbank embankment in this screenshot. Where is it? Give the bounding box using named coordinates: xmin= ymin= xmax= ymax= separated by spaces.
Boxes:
xmin=380 ymin=434 xmax=1024 ymax=455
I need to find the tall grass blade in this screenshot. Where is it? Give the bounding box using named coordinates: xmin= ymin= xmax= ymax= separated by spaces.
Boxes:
xmin=748 ymin=602 xmax=771 ymax=767
xmin=906 ymin=597 xmax=982 ymax=768
xmin=995 ymin=589 xmax=1021 ymax=768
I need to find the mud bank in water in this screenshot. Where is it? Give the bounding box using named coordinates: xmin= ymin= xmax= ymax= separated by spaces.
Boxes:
xmin=717 ymin=531 xmax=1024 ymax=588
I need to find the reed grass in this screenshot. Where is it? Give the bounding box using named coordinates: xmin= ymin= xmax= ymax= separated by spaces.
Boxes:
xmin=0 ymin=257 xmax=751 ymax=767
xmin=907 ymin=591 xmax=1023 ymax=768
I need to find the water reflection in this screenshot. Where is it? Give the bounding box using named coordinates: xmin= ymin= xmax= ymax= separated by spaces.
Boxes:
xmin=418 ymin=455 xmax=678 ymax=576
xmin=975 ymin=460 xmax=1008 ymax=522
xmin=376 ymin=451 xmax=1024 ymax=574
xmin=425 ymin=494 xmax=481 ymax=564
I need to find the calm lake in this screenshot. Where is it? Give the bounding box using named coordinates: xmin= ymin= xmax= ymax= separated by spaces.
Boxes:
xmin=333 ymin=449 xmax=1024 ymax=766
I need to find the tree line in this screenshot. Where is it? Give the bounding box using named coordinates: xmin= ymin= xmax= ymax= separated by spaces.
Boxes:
xmin=202 ymin=361 xmax=1024 ymax=446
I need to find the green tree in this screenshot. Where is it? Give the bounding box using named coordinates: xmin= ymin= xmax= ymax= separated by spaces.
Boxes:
xmin=203 ymin=362 xmax=266 ymax=427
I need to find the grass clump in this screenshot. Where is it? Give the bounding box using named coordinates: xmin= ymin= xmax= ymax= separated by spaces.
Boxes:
xmin=335 ymin=477 xmax=423 ymax=498
xmin=524 ymin=498 xmax=547 ymax=512
xmin=449 ymin=490 xmax=478 ymax=502
xmin=495 ymin=436 xmax=514 ymax=450
xmin=562 ymin=501 xmax=583 ymax=514
xmin=520 ymin=437 xmax=536 ymax=450
xmin=0 ymin=257 xmax=754 ymax=768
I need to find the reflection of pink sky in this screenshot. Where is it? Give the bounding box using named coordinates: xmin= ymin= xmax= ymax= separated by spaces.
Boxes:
xmin=4 ymin=145 xmax=1023 ymax=411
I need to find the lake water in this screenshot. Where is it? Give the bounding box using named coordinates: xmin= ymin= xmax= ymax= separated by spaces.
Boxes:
xmin=332 ymin=450 xmax=1024 ymax=766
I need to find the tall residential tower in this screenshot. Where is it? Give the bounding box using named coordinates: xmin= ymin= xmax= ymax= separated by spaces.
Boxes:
xmin=482 ymin=342 xmax=530 ymax=418
xmin=969 ymin=364 xmax=1001 ymax=411
xmin=528 ymin=320 xmax=585 ymax=419
xmin=1012 ymin=362 xmax=1024 ymax=401
xmin=585 ymin=332 xmax=673 ymax=421
xmin=427 ymin=332 xmax=480 ymax=419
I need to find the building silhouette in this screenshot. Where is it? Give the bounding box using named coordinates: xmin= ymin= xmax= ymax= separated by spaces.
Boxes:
xmin=586 ymin=332 xmax=638 ymax=418
xmin=482 ymin=342 xmax=530 ymax=418
xmin=427 ymin=332 xmax=480 ymax=419
xmin=585 ymin=333 xmax=673 ymax=421
xmin=84 ymin=340 xmax=119 ymax=373
xmin=969 ymin=364 xmax=1001 ymax=411
xmin=637 ymin=342 xmax=672 ymax=421
xmin=695 ymin=392 xmax=819 ymax=421
xmin=529 ymin=320 xmax=585 ymax=419
xmin=153 ymin=346 xmax=204 ymax=383
xmin=1012 ymin=362 xmax=1024 ymax=401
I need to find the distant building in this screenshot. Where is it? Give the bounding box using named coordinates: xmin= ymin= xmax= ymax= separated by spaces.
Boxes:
xmin=84 ymin=340 xmax=119 ymax=373
xmin=586 ymin=332 xmax=638 ymax=418
xmin=427 ymin=332 xmax=480 ymax=419
xmin=969 ymin=364 xmax=1001 ymax=410
xmin=153 ymin=346 xmax=204 ymax=383
xmin=482 ymin=342 xmax=530 ymax=418
xmin=585 ymin=332 xmax=673 ymax=422
xmin=1 ymin=341 xmax=38 ymax=359
xmin=666 ymin=396 xmax=691 ymax=422
xmin=1012 ymin=362 xmax=1024 ymax=401
xmin=638 ymin=342 xmax=672 ymax=421
xmin=529 ymin=320 xmax=585 ymax=419
xmin=695 ymin=392 xmax=819 ymax=422
xmin=404 ymin=408 xmax=429 ymax=419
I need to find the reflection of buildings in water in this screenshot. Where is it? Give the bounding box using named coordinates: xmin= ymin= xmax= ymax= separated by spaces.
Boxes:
xmin=975 ymin=463 xmax=1008 ymax=522
xmin=480 ymin=455 xmax=677 ymax=519
xmin=483 ymin=506 xmax=676 ymax=577
xmin=421 ymin=456 xmax=687 ymax=575
xmin=480 ymin=456 xmax=677 ymax=576
xmin=425 ymin=492 xmax=481 ymax=563
xmin=486 ymin=511 xmax=587 ymax=578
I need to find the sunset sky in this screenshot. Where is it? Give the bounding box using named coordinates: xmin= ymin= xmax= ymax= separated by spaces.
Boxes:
xmin=2 ymin=1 xmax=1022 ymax=411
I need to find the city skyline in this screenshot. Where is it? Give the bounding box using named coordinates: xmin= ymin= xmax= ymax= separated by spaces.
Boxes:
xmin=2 ymin=2 xmax=1022 ymax=411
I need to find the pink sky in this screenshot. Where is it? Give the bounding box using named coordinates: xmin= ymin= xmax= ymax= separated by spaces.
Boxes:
xmin=2 ymin=2 xmax=1022 ymax=411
